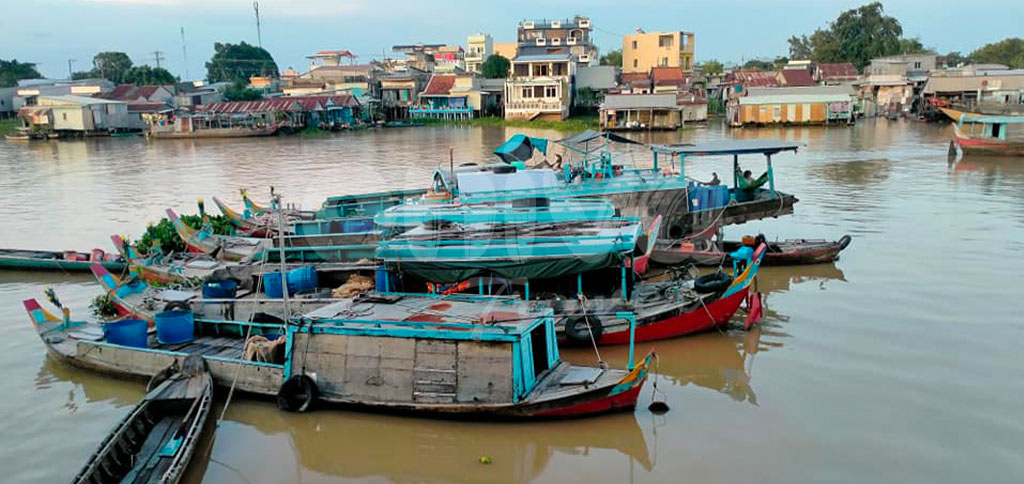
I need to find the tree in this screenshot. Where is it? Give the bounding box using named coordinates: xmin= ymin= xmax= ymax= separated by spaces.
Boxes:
xmin=788 ymin=2 xmax=918 ymax=70
xmin=206 ymin=41 xmax=278 ymax=83
xmin=93 ymin=52 xmax=134 ymax=84
xmin=942 ymin=51 xmax=967 ymax=68
xmin=481 ymin=54 xmax=510 ymax=79
xmin=123 ymin=65 xmax=177 ymax=85
xmin=0 ymin=59 xmax=42 ymax=87
xmin=599 ymin=49 xmax=622 ymax=67
xmin=222 ymin=80 xmax=263 ymax=101
xmin=699 ymin=60 xmax=724 ymax=75
xmin=743 ymin=59 xmax=774 ymax=71
xmin=969 ymin=37 xmax=1024 ymax=68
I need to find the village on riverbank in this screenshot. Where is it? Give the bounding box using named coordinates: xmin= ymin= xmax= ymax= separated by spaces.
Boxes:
xmin=2 ymin=2 xmax=1023 ymax=141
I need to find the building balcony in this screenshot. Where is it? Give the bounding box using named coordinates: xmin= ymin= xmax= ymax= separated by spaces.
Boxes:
xmin=505 ymin=100 xmax=565 ymax=112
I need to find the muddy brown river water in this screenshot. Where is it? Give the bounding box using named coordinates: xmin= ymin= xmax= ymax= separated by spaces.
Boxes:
xmin=1 ymin=120 xmax=1022 ymax=483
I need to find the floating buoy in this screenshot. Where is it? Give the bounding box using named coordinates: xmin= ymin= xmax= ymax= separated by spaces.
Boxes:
xmin=648 ymin=401 xmax=670 ymax=414
xmin=479 ymin=456 xmax=492 ymax=464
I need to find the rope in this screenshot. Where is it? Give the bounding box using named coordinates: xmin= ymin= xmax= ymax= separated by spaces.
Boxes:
xmin=576 ymin=293 xmax=605 ymax=368
xmin=218 ymin=220 xmax=275 ymax=426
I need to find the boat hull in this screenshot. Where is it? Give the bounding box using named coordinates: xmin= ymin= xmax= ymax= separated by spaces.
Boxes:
xmin=652 ymin=236 xmax=850 ymax=266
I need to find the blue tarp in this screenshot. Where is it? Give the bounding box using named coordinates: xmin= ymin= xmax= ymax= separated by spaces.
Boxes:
xmin=494 ymin=134 xmax=549 ymax=163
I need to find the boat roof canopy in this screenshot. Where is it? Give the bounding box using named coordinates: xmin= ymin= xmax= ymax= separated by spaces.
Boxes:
xmin=494 ymin=134 xmax=548 ymax=163
xmin=556 ymin=129 xmax=644 ymax=147
xmin=651 ymin=140 xmax=803 ymax=156
xmin=960 ymin=114 xmax=1024 ymax=124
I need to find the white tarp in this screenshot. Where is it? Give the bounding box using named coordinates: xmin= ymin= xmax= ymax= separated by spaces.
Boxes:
xmin=457 ymin=169 xmax=561 ymax=196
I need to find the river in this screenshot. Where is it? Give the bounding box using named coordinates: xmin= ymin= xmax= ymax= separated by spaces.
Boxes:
xmin=1 ymin=120 xmax=1022 ymax=483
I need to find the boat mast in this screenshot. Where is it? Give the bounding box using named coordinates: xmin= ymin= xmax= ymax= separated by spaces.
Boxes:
xmin=275 ymin=194 xmax=290 ymax=318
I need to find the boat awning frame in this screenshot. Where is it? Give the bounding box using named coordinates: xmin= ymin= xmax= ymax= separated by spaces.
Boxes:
xmin=650 ymin=140 xmax=803 ymax=157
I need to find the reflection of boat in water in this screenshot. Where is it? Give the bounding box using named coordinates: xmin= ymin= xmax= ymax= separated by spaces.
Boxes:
xmin=35 ymin=356 xmax=144 ymax=408
xmin=211 ymin=401 xmax=652 ymax=483
xmin=751 ymin=264 xmax=847 ymax=293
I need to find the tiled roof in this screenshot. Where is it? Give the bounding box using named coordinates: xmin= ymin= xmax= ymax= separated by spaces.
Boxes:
xmin=105 ymin=84 xmax=137 ymax=99
xmin=651 ymin=67 xmax=685 ymax=86
xmin=127 ymin=102 xmax=169 ymax=112
xmin=731 ymin=69 xmax=779 ymax=87
xmin=421 ymin=75 xmax=456 ymax=96
xmin=779 ymin=69 xmax=815 ymax=87
xmin=135 ymin=86 xmax=161 ymax=99
xmin=198 ymin=95 xmax=358 ymax=113
xmin=817 ymin=62 xmax=858 ymax=80
xmin=620 ymin=72 xmax=649 ymax=85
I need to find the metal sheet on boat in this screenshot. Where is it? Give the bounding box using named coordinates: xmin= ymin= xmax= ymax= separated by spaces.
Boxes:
xmin=186 ymin=260 xmax=221 ymax=269
xmin=69 ymin=325 xmax=104 ymax=341
xmin=560 ymin=367 xmax=603 ymax=385
xmin=156 ymin=289 xmax=197 ymax=302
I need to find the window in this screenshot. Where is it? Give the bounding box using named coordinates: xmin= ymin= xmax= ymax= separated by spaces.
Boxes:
xmin=62 ymin=113 xmax=67 ymax=121
xmin=553 ymin=62 xmax=567 ymax=76
xmin=545 ymin=85 xmax=557 ymax=98
xmin=514 ymin=64 xmax=529 ymax=77
xmin=522 ymin=87 xmax=532 ymax=98
xmin=659 ymin=35 xmax=672 ymax=48
xmin=534 ymin=64 xmax=549 ymax=76
xmin=631 ymin=40 xmax=637 ymax=49
xmin=400 ymin=90 xmax=409 ymax=101
xmin=914 ymin=61 xmax=921 ymax=69
xmin=633 ymin=59 xmax=638 ymax=68
xmin=661 ymin=57 xmax=668 ymax=67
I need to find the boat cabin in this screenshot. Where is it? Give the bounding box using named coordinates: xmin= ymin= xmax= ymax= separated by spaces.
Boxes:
xmin=293 ymin=296 xmax=563 ymax=404
xmin=952 ymin=112 xmax=1024 ymax=156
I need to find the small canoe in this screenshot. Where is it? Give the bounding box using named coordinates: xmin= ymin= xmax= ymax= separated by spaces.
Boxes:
xmin=652 ymin=235 xmax=851 ymax=267
xmin=70 ymin=353 xmax=212 ymax=484
xmin=0 ymin=248 xmax=125 ymax=273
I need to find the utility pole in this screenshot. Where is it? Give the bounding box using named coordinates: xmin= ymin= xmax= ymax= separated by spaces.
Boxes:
xmin=180 ymin=27 xmax=190 ymax=80
xmin=67 ymin=59 xmax=76 ymax=79
xmin=253 ymin=1 xmax=263 ymax=49
xmin=153 ymin=50 xmax=165 ymax=69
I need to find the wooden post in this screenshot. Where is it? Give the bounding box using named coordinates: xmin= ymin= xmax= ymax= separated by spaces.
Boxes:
xmin=766 ymin=154 xmax=775 ymax=198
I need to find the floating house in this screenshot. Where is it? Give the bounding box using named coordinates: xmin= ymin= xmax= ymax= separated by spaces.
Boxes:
xmin=728 ymin=86 xmax=854 ymax=127
xmin=599 ymin=93 xmax=684 ymax=130
xmin=147 ymin=95 xmax=361 ymax=138
xmin=411 ymin=74 xmax=484 ymax=120
xmin=17 ymin=95 xmax=139 ymax=135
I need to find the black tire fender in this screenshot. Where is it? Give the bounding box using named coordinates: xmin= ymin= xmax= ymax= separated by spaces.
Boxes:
xmin=277 ymin=374 xmax=318 ymax=413
xmin=564 ymin=314 xmax=603 ymax=344
xmin=694 ymin=272 xmax=734 ymax=293
xmin=163 ymin=300 xmax=190 ymax=312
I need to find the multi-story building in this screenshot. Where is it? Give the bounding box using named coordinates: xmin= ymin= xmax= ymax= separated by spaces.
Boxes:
xmin=466 ymin=33 xmax=493 ymax=74
xmin=622 ymin=30 xmax=695 ymax=74
xmin=493 ymin=42 xmax=519 ymax=61
xmin=434 ymin=46 xmax=466 ymax=73
xmin=516 ymin=15 xmax=597 ymax=65
xmin=504 ymin=53 xmax=576 ymax=121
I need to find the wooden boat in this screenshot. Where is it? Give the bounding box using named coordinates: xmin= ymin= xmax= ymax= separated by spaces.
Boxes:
xmin=212 ymin=195 xmax=316 ymax=237
xmin=652 ymin=233 xmax=852 ymax=266
xmin=25 ymin=292 xmax=652 ymax=420
xmin=374 ymin=197 xmax=616 ymax=234
xmin=68 ymin=352 xmax=212 ymax=484
xmin=167 ymin=209 xmax=270 ymax=262
xmin=944 ymin=108 xmax=1024 ymax=156
xmin=148 ymin=124 xmax=279 ymax=139
xmin=0 ymin=248 xmax=125 ymax=273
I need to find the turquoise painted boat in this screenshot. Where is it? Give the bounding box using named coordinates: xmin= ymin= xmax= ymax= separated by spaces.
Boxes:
xmin=0 ymin=248 xmax=125 ymax=273
xmin=376 ymin=218 xmax=642 ymax=283
xmin=373 ymin=197 xmax=616 ymax=233
xmin=26 ymin=289 xmax=654 ymax=419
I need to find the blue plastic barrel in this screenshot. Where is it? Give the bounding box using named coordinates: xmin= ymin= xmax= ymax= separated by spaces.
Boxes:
xmin=263 ymin=271 xmax=284 ymax=298
xmin=286 ymin=266 xmax=318 ymax=294
xmin=104 ymin=319 xmax=148 ymax=348
xmin=202 ymin=279 xmax=238 ymax=299
xmin=343 ymin=219 xmax=374 ymax=233
xmin=155 ymin=310 xmax=195 ymax=344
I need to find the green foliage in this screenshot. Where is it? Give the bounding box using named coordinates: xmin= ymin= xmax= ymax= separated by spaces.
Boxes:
xmin=787 ymin=2 xmax=919 ymax=70
xmin=743 ymin=59 xmax=774 ymax=71
xmin=699 ymin=60 xmax=724 ymax=75
xmin=90 ymin=294 xmax=119 ymax=319
xmin=134 ymin=214 xmax=234 ymax=254
xmin=898 ymin=37 xmax=929 ymax=55
xmin=223 ymin=80 xmax=264 ymax=101
xmin=969 ymin=38 xmax=1024 ymax=69
xmin=574 ymin=87 xmax=600 ymax=107
xmin=93 ymin=52 xmax=134 ymax=83
xmin=0 ymin=118 xmax=20 ymax=136
xmin=481 ymin=54 xmax=510 ymax=79
xmin=599 ymin=49 xmax=622 ymax=67
xmin=942 ymin=51 xmax=967 ymax=68
xmin=123 ymin=65 xmax=177 ymax=85
xmin=206 ymin=41 xmax=278 ymax=84
xmin=0 ymin=58 xmax=42 ymax=87
xmin=71 ymin=71 xmax=95 ymax=80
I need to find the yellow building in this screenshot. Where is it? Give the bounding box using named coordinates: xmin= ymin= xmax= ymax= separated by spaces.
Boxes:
xmin=622 ymin=30 xmax=695 ymax=75
xmin=493 ymin=42 xmax=518 ymax=61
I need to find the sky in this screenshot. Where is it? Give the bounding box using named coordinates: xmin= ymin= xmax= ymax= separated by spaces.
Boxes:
xmin=6 ymin=0 xmax=1023 ymax=80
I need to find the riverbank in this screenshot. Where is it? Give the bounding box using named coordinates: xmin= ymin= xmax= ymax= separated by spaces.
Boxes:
xmin=418 ymin=115 xmax=599 ymax=131
xmin=0 ymin=118 xmax=19 ymax=137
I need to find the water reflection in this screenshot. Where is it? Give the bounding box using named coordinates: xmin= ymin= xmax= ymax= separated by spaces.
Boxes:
xmin=34 ymin=357 xmax=142 ymax=410
xmin=207 ymin=401 xmax=652 ymax=484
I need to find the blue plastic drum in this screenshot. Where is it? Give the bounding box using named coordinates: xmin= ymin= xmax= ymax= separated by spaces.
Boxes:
xmin=104 ymin=319 xmax=149 ymax=348
xmin=154 ymin=310 xmax=195 ymax=345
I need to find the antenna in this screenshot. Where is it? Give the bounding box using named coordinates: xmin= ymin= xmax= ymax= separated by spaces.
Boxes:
xmin=180 ymin=27 xmax=189 ymax=80
xmin=253 ymin=1 xmax=263 ymax=49
xmin=152 ymin=50 xmax=165 ymax=69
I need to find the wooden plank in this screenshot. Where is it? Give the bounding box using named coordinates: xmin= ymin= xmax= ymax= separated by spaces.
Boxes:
xmin=456 ymin=341 xmax=513 ymax=403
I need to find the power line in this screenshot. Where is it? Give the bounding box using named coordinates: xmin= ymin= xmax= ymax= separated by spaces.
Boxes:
xmin=153 ymin=50 xmax=165 ymax=69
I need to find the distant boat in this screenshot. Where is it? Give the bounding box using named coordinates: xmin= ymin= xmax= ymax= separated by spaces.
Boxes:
xmin=653 ymin=231 xmax=852 ymax=266
xmin=0 ymin=248 xmax=125 ymax=272
xmin=943 ymin=108 xmax=1024 ymax=156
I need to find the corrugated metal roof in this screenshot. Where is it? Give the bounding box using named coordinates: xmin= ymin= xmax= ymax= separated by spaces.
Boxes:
xmin=421 ymin=75 xmax=456 ymax=96
xmin=652 ymin=140 xmax=802 ymax=156
xmin=779 ymin=69 xmax=815 ymax=87
xmin=199 ymin=95 xmax=358 ymax=113
xmin=601 ymin=93 xmax=679 ymax=110
xmin=651 ymin=67 xmax=686 ymax=86
xmin=817 ymin=62 xmax=858 ymax=80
